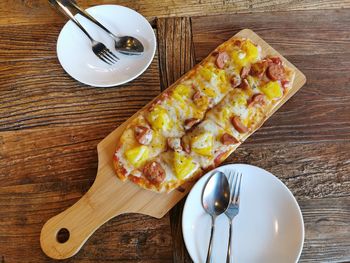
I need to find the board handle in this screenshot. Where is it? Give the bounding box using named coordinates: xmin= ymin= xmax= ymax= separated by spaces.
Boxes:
xmin=40 ymin=178 xmax=126 ymax=259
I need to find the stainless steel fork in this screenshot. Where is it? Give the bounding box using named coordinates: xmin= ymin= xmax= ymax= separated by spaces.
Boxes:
xmin=225 ymin=171 xmax=243 ymax=263
xmin=49 ymin=0 xmax=119 ymax=65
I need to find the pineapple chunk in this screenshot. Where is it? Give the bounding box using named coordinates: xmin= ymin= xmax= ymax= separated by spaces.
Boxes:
xmin=150 ymin=131 xmax=167 ymax=150
xmin=174 ymin=84 xmax=191 ymax=97
xmin=172 ymin=93 xmax=188 ymax=115
xmin=147 ymin=106 xmax=172 ymax=131
xmin=242 ymin=40 xmax=259 ymax=63
xmin=201 ymin=87 xmax=216 ymax=98
xmin=199 ymin=67 xmax=213 ymax=82
xmin=193 ymin=94 xmax=210 ymax=111
xmin=260 ymin=81 xmax=283 ymax=100
xmin=174 ymin=151 xmax=198 ymax=179
xmin=125 ymin=145 xmax=149 ymax=167
xmin=231 ymin=40 xmax=259 ymax=70
xmin=232 ymin=90 xmax=247 ymax=107
xmin=231 ymin=50 xmax=248 ymax=70
xmin=216 ymin=69 xmax=230 ymax=93
xmin=198 ymin=79 xmax=216 ymax=98
xmin=220 ymin=106 xmax=232 ymax=122
xmin=191 ymin=133 xmax=213 ymax=156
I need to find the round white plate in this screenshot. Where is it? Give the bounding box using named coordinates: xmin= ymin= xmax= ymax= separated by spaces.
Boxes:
xmin=182 ymin=164 xmax=304 ymax=263
xmin=57 ymin=5 xmax=156 ymax=87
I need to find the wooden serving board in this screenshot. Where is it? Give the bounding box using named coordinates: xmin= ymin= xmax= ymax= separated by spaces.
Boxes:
xmin=40 ymin=29 xmax=306 ymax=260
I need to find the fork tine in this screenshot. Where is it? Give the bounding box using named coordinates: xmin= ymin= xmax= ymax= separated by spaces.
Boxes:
xmin=228 ymin=171 xmax=234 ymax=201
xmin=230 ymin=171 xmax=239 ymax=203
xmin=100 ymin=50 xmax=115 ymax=64
xmin=234 ymin=173 xmax=243 ymax=204
xmin=108 ymin=50 xmax=120 ymax=60
xmin=97 ymin=53 xmax=112 ymax=65
xmin=103 ymin=49 xmax=119 ymax=62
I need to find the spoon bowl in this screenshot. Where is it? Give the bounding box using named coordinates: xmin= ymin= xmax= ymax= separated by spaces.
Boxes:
xmin=114 ymin=36 xmax=144 ymax=55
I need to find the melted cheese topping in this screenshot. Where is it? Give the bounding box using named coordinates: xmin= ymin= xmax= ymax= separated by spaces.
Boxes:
xmin=185 ymin=120 xmax=234 ymax=168
xmin=114 ymin=37 xmax=295 ymax=191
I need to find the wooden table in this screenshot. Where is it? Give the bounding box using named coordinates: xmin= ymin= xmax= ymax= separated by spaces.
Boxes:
xmin=1 ymin=1 xmax=349 ymax=262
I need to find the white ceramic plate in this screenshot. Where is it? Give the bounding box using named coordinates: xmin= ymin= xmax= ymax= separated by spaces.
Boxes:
xmin=182 ymin=164 xmax=304 ymax=263
xmin=57 ymin=5 xmax=156 ymax=87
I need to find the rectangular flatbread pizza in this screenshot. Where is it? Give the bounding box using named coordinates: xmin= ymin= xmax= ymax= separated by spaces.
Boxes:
xmin=113 ymin=36 xmax=295 ymax=192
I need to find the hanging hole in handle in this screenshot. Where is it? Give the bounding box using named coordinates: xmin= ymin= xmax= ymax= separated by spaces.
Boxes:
xmin=56 ymin=228 xmax=70 ymax=243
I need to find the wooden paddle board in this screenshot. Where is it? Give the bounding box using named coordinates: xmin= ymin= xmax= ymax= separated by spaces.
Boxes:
xmin=40 ymin=29 xmax=306 ymax=259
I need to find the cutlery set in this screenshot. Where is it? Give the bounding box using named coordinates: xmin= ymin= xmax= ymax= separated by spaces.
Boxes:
xmin=202 ymin=171 xmax=243 ymax=263
xmin=49 ymin=0 xmax=144 ymax=65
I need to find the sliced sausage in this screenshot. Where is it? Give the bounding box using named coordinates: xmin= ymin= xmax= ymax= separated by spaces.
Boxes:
xmin=230 ymin=75 xmax=241 ymax=88
xmin=237 ymin=78 xmax=249 ymax=90
xmin=268 ymin=56 xmax=282 ymax=65
xmin=220 ymin=133 xmax=239 ymax=145
xmin=134 ymin=125 xmax=153 ymax=145
xmin=250 ymin=60 xmax=268 ymax=79
xmin=267 ymin=64 xmax=285 ymax=81
xmin=240 ymin=65 xmax=251 ymax=79
xmin=248 ymin=93 xmax=265 ymax=107
xmin=214 ymin=152 xmax=226 ymax=166
xmin=211 ymin=51 xmax=219 ymax=57
xmin=233 ymin=39 xmax=242 ymax=47
xmin=143 ymin=161 xmax=165 ymax=185
xmin=167 ymin=137 xmax=182 ymax=151
xmin=231 ymin=116 xmax=249 ymax=133
xmin=184 ymin=118 xmax=200 ymax=130
xmin=215 ymin=52 xmax=229 ymax=69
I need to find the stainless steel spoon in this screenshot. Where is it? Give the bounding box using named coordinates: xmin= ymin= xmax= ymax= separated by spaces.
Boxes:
xmin=202 ymin=171 xmax=230 ymax=263
xmin=60 ymin=0 xmax=144 ymax=55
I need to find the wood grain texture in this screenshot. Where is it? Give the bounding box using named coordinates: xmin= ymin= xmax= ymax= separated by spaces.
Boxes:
xmin=192 ymin=9 xmax=350 ymax=58
xmin=1 ymin=0 xmax=350 ymax=26
xmin=0 ymin=23 xmax=60 ymax=62
xmin=157 ymin=17 xmax=195 ymax=263
xmin=157 ymin=17 xmax=195 ymax=91
xmin=299 ymin=196 xmax=350 ymax=263
xmin=0 ymin=53 xmax=160 ymax=131
xmin=225 ymin=142 xmax=350 ymax=199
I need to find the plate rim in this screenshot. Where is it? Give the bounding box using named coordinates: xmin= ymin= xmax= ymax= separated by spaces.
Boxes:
xmin=182 ymin=163 xmax=305 ymax=263
xmin=56 ymin=4 xmax=157 ymax=87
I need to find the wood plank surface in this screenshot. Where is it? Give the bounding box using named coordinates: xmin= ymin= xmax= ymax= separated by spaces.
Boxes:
xmin=0 ymin=1 xmax=350 ymax=262
xmin=0 ymin=54 xmax=160 ymax=131
xmin=157 ymin=17 xmax=195 ymax=91
xmin=1 ymin=0 xmax=350 ymax=26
